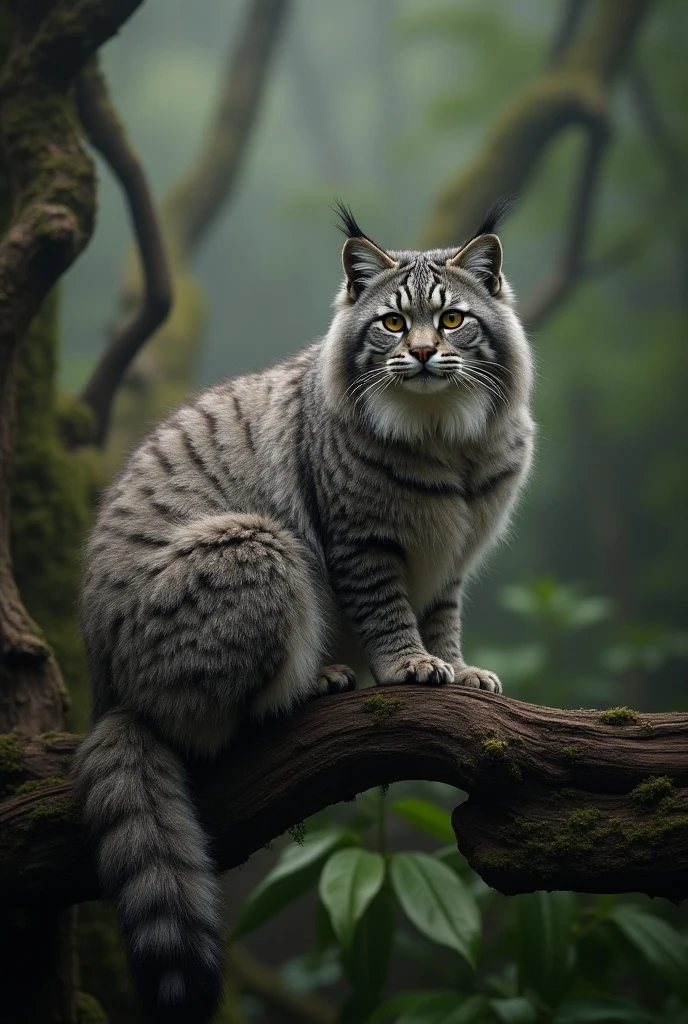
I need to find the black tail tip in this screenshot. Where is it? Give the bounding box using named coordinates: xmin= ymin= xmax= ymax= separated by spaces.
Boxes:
xmin=133 ymin=961 xmax=223 ymax=1024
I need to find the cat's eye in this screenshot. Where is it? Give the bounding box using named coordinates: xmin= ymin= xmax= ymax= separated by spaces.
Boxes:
xmin=441 ymin=310 xmax=464 ymax=330
xmin=382 ymin=313 xmax=405 ymax=333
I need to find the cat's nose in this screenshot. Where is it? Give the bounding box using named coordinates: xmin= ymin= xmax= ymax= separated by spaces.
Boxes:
xmin=409 ymin=344 xmax=436 ymax=363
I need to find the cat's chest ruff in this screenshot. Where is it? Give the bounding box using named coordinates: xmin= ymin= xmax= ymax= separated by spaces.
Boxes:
xmin=405 ymin=513 xmax=468 ymax=614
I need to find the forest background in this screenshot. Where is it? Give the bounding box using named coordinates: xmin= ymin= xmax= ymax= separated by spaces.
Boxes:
xmin=4 ymin=0 xmax=687 ymax=1022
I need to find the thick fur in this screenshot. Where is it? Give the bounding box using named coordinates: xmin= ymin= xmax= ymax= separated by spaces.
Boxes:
xmin=74 ymin=210 xmax=535 ymax=1023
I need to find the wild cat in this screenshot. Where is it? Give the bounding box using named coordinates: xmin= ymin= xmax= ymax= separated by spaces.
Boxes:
xmin=73 ymin=200 xmax=534 ymax=1024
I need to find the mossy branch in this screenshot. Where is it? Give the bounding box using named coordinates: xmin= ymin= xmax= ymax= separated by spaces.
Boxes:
xmin=1 ymin=688 xmax=687 ymax=909
xmin=421 ymin=0 xmax=652 ymax=324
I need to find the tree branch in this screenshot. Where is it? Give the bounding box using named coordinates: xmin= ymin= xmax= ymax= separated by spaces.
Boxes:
xmin=421 ymin=0 xmax=651 ymax=248
xmin=547 ymin=0 xmax=588 ymax=67
xmin=75 ymin=57 xmax=172 ymax=446
xmin=520 ymin=120 xmax=609 ymax=326
xmin=101 ymin=0 xmax=292 ymax=458
xmin=2 ymin=688 xmax=687 ymax=910
xmin=162 ymin=0 xmax=291 ymax=258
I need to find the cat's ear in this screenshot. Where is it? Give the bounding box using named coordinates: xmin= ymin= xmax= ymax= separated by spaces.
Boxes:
xmin=446 ymin=234 xmax=503 ymax=296
xmin=342 ymin=237 xmax=397 ymax=298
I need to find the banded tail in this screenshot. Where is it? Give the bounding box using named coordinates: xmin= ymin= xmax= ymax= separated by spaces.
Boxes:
xmin=73 ymin=711 xmax=224 ymax=1023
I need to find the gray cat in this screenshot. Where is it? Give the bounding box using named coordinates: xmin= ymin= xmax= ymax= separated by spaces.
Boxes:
xmin=73 ymin=201 xmax=534 ymax=1024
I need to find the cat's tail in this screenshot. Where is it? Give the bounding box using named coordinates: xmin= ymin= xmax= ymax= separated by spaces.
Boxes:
xmin=73 ymin=710 xmax=224 ymax=1024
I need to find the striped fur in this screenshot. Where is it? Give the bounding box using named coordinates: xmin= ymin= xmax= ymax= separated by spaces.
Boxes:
xmin=74 ymin=214 xmax=534 ymax=1022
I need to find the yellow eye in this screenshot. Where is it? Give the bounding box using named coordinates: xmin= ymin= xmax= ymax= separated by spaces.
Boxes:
xmin=383 ymin=313 xmax=405 ymax=333
xmin=441 ymin=309 xmax=464 ymax=330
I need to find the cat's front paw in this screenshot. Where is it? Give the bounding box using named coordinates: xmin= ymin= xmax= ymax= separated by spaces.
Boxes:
xmin=316 ymin=664 xmax=357 ymax=695
xmin=381 ymin=654 xmax=455 ymax=687
xmin=454 ymin=665 xmax=502 ymax=693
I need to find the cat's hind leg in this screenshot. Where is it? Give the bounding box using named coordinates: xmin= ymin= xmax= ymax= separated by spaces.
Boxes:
xmin=101 ymin=512 xmax=327 ymax=750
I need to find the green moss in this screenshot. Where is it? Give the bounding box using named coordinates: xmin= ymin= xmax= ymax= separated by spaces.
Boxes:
xmin=630 ymin=775 xmax=674 ymax=806
xmin=56 ymin=393 xmax=96 ymax=448
xmin=482 ymin=738 xmax=507 ymax=759
xmin=599 ymin=706 xmax=639 ymax=725
xmin=0 ymin=732 xmax=23 ymax=775
xmin=561 ymin=745 xmax=581 ymax=761
xmin=550 ymin=787 xmax=576 ymax=803
xmin=9 ymin=287 xmax=103 ymax=732
xmin=494 ymin=801 xmax=688 ymax=875
xmin=497 ymin=807 xmax=611 ymax=871
xmin=7 ymin=776 xmax=65 ymax=796
xmin=288 ymin=822 xmax=307 ymax=845
xmin=625 ymin=815 xmax=688 ymax=844
xmin=363 ymin=693 xmax=405 ymax=725
xmin=26 ymin=795 xmax=78 ymax=828
xmin=35 ymin=729 xmax=69 ymax=749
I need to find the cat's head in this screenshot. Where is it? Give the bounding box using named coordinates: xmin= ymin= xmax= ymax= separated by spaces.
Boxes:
xmin=324 ymin=200 xmax=532 ymax=444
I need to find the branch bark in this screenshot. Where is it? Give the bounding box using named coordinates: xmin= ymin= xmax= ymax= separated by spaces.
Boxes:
xmin=75 ymin=57 xmax=172 ymax=447
xmin=2 ymin=688 xmax=686 ymax=910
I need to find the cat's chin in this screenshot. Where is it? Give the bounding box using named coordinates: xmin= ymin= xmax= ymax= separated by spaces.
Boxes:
xmin=397 ymin=374 xmax=453 ymax=395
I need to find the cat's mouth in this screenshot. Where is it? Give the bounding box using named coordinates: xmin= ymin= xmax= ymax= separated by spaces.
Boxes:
xmin=397 ymin=370 xmax=453 ymax=394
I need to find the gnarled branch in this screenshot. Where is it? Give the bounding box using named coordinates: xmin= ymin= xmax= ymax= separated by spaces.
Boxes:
xmin=1 ymin=688 xmax=686 ymax=910
xmin=161 ymin=0 xmax=291 ymax=257
xmin=520 ymin=118 xmax=610 ymax=326
xmin=103 ymin=0 xmax=292 ymax=461
xmin=75 ymin=57 xmax=172 ymax=447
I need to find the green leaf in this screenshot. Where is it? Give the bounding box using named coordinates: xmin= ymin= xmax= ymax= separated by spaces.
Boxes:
xmin=552 ymin=997 xmax=660 ymax=1023
xmin=341 ymin=888 xmax=394 ymax=999
xmin=607 ymin=903 xmax=688 ymax=994
xmin=515 ymin=890 xmax=576 ymax=1005
xmin=318 ymin=848 xmax=385 ymax=949
xmin=390 ymin=852 xmax=481 ymax=967
xmin=371 ymin=992 xmax=491 ymax=1024
xmin=491 ymin=997 xmax=539 ymax=1023
xmin=390 ymin=798 xmax=456 ymax=843
xmin=232 ymin=827 xmax=352 ymax=939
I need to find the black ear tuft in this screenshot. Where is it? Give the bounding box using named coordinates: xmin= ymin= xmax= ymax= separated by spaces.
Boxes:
xmin=333 ymin=199 xmax=368 ymax=241
xmin=471 ymin=195 xmax=517 ymax=241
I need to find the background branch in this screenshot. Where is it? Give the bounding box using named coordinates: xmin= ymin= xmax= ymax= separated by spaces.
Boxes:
xmin=521 ymin=120 xmax=609 ymax=326
xmin=102 ymin=0 xmax=292 ymax=461
xmin=547 ymin=0 xmax=589 ymax=67
xmin=162 ymin=0 xmax=291 ymax=257
xmin=75 ymin=58 xmax=172 ymax=447
xmin=2 ymin=688 xmax=686 ymax=911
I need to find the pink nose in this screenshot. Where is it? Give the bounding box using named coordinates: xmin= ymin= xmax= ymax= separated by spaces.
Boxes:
xmin=410 ymin=346 xmax=436 ymax=363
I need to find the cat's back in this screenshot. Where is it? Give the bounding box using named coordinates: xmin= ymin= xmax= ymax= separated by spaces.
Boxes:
xmin=85 ymin=346 xmax=319 ymax=581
